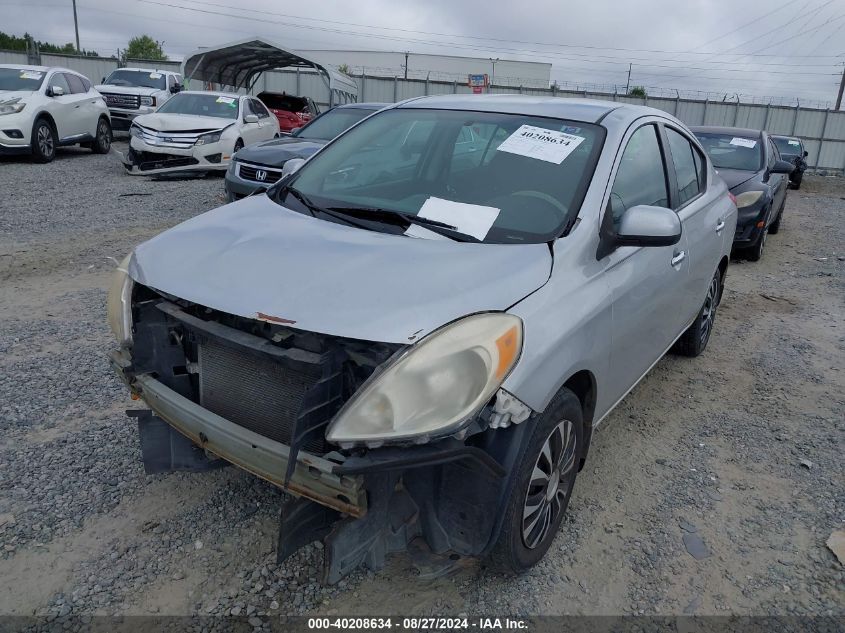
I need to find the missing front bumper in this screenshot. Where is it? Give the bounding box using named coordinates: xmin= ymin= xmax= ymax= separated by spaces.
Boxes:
xmin=110 ymin=351 xmax=366 ymax=517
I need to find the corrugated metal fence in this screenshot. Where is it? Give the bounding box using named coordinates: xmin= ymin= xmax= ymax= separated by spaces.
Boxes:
xmin=4 ymin=50 xmax=844 ymax=171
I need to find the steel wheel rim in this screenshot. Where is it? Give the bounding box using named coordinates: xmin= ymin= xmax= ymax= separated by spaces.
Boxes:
xmin=522 ymin=419 xmax=577 ymax=550
xmin=700 ymin=275 xmax=719 ymax=345
xmin=38 ymin=125 xmax=53 ymax=155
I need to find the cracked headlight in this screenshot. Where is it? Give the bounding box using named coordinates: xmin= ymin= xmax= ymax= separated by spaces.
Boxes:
xmin=107 ymin=254 xmax=134 ymax=346
xmin=734 ymin=190 xmax=764 ymax=208
xmin=326 ymin=313 xmax=523 ymax=447
xmin=195 ymin=131 xmax=222 ymax=145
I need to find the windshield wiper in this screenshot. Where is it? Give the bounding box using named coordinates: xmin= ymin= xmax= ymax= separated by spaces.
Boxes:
xmin=326 ymin=206 xmax=478 ymax=242
xmin=282 ymin=187 xmax=375 ymax=232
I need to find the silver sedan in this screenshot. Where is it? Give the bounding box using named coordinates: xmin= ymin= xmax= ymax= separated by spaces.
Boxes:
xmin=107 ymin=95 xmax=736 ymax=582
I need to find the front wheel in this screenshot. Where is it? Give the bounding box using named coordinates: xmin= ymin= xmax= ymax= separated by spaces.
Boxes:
xmin=673 ymin=269 xmax=721 ymax=357
xmin=233 ymin=138 xmax=244 ymax=153
xmin=31 ymin=118 xmax=56 ymax=163
xmin=747 ymin=225 xmax=767 ymax=262
xmin=487 ymin=388 xmax=583 ymax=574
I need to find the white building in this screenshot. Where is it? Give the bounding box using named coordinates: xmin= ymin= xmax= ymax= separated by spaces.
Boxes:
xmin=302 ymin=50 xmax=551 ymax=88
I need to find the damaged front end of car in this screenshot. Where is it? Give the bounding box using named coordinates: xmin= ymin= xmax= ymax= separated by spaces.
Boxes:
xmin=109 ymin=273 xmax=537 ymax=584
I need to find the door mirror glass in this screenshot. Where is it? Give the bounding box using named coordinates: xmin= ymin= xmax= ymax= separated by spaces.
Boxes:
xmin=616 ymin=205 xmax=682 ymax=248
xmin=771 ymin=159 xmax=794 ymax=174
xmin=170 ymin=83 xmax=182 ymax=94
xmin=281 ymin=158 xmax=306 ymax=177
xmin=244 ymin=114 xmax=259 ymax=124
xmin=803 ymin=150 xmax=808 ymax=158
xmin=49 ymin=85 xmax=64 ymax=97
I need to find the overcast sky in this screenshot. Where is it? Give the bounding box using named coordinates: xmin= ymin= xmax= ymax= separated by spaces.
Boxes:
xmin=2 ymin=0 xmax=843 ymax=106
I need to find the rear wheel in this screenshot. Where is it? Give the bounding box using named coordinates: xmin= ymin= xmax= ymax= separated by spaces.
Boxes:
xmin=89 ymin=117 xmax=112 ymax=154
xmin=673 ymin=270 xmax=721 ymax=357
xmin=31 ymin=118 xmax=56 ymax=163
xmin=792 ymin=173 xmax=802 ymax=190
xmin=488 ymin=388 xmax=583 ymax=574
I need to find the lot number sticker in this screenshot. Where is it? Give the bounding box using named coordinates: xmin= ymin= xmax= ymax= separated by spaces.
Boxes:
xmin=216 ymin=96 xmax=235 ymax=104
xmin=149 ymin=73 xmax=162 ymax=79
xmin=20 ymin=71 xmax=43 ymax=80
xmin=496 ymin=125 xmax=585 ymax=164
xmin=729 ymin=137 xmax=757 ymax=148
xmin=788 ymin=140 xmax=800 ymax=146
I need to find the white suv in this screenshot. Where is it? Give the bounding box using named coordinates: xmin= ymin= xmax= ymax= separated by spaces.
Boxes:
xmin=96 ymin=68 xmax=183 ymax=131
xmin=0 ymin=64 xmax=112 ymax=162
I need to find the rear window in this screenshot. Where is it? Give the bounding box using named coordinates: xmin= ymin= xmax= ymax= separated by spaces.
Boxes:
xmin=258 ymin=92 xmax=308 ymax=112
xmin=694 ymin=132 xmax=763 ymax=172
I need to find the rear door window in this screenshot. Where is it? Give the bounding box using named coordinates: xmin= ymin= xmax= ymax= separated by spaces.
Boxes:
xmin=64 ymin=73 xmax=87 ymax=94
xmin=666 ymin=128 xmax=703 ymax=208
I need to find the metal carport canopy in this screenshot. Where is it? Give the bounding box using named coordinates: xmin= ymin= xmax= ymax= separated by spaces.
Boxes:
xmin=181 ymin=37 xmax=358 ymax=106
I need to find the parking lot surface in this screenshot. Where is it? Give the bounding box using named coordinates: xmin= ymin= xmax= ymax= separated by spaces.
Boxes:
xmin=0 ymin=142 xmax=843 ymax=618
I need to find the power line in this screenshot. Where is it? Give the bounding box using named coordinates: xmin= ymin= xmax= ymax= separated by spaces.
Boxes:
xmin=689 ymin=0 xmax=794 ymax=50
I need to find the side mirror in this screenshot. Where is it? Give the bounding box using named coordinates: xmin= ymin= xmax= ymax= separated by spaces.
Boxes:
xmin=101 ymin=76 xmax=106 ymax=83
xmin=170 ymin=83 xmax=182 ymax=94
xmin=290 ymin=127 xmax=301 ymax=135
xmin=49 ymin=85 xmax=64 ymax=97
xmin=771 ymin=160 xmax=795 ymax=174
xmin=616 ymin=205 xmax=682 ymax=247
xmin=244 ymin=114 xmax=259 ymax=124
xmin=803 ymin=150 xmax=808 ymax=158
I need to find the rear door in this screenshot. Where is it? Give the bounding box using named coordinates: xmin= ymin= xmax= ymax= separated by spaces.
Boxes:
xmin=662 ymin=124 xmax=723 ymax=321
xmin=601 ymin=121 xmax=691 ymax=406
xmin=65 ymin=73 xmax=99 ymax=138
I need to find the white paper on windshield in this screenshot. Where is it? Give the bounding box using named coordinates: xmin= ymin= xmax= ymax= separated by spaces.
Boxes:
xmin=730 ymin=137 xmax=757 ymax=148
xmin=417 ymin=197 xmax=500 ymax=241
xmin=215 ymin=96 xmax=235 ymax=104
xmin=788 ymin=140 xmax=800 ymax=146
xmin=149 ymin=72 xmax=162 ymax=79
xmin=404 ymin=224 xmax=452 ymax=240
xmin=20 ymin=71 xmax=43 ymax=79
xmin=496 ymin=124 xmax=585 ymax=164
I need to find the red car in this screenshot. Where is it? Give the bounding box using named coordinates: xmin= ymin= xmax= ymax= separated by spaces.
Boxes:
xmin=257 ymin=92 xmax=321 ymax=133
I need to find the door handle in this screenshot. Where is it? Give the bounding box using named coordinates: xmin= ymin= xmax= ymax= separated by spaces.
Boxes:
xmin=671 ymin=251 xmax=686 ymax=267
xmin=715 ymin=219 xmax=725 ymax=232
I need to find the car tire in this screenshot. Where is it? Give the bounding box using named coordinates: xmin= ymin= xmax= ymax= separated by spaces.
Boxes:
xmin=234 ymin=138 xmax=244 ymax=153
xmin=31 ymin=118 xmax=56 ymax=163
xmin=487 ymin=387 xmax=583 ymax=574
xmin=89 ymin=117 xmax=112 ymax=154
xmin=747 ymin=225 xmax=767 ymax=262
xmin=672 ymin=269 xmax=721 ymax=357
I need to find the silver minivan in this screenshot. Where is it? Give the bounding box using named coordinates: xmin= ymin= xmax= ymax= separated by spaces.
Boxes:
xmin=108 ymin=95 xmax=737 ymax=582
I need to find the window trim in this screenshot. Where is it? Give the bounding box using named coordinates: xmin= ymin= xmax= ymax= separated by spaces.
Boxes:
xmin=660 ymin=123 xmax=707 ymax=212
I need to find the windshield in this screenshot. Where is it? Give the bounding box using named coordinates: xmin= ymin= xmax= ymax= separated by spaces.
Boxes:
xmin=282 ymin=108 xmax=604 ymax=244
xmin=773 ymin=136 xmax=801 ymax=157
xmin=298 ymin=108 xmax=375 ymax=141
xmin=103 ymin=69 xmax=166 ymax=90
xmin=0 ymin=68 xmax=47 ymax=91
xmin=156 ymin=93 xmax=239 ymax=119
xmin=694 ymin=133 xmax=763 ymax=171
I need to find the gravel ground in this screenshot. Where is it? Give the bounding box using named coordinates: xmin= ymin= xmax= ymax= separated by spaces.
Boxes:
xmin=0 ymin=142 xmax=843 ymax=622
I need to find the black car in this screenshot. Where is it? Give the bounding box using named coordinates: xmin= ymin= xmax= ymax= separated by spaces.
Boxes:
xmin=691 ymin=126 xmax=793 ymax=261
xmin=771 ymin=135 xmax=808 ymax=189
xmin=224 ymin=103 xmax=387 ymax=201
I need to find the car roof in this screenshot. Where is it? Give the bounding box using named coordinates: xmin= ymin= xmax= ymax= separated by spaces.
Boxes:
xmin=0 ymin=63 xmax=79 ymax=74
xmin=770 ymin=134 xmax=800 ymax=141
xmin=336 ymin=102 xmax=388 ymax=110
xmin=690 ymin=125 xmax=765 ymax=138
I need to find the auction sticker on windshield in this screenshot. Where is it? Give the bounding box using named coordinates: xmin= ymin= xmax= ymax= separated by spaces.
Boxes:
xmin=730 ymin=137 xmax=757 ymax=148
xmin=496 ymin=124 xmax=585 ymax=164
xmin=216 ymin=96 xmax=236 ymax=104
xmin=20 ymin=71 xmax=43 ymax=79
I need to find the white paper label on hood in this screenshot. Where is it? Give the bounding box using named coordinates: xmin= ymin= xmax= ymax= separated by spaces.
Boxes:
xmin=20 ymin=71 xmax=43 ymax=79
xmin=417 ymin=197 xmax=499 ymax=241
xmin=496 ymin=124 xmax=585 ymax=164
xmin=215 ymin=96 xmax=235 ymax=104
xmin=730 ymin=137 xmax=757 ymax=148
xmin=149 ymin=72 xmax=162 ymax=79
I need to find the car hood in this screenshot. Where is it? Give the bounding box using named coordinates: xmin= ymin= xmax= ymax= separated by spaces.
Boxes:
xmin=234 ymin=136 xmax=328 ymax=166
xmin=95 ymin=84 xmax=159 ymax=97
xmin=133 ymin=113 xmax=233 ymax=132
xmin=715 ymin=168 xmax=758 ymax=190
xmin=0 ymin=91 xmax=33 ymax=103
xmin=128 ymin=195 xmax=552 ymax=344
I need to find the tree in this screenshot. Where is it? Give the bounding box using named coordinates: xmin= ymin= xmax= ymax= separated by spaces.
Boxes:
xmin=628 ymin=86 xmax=647 ymax=98
xmin=337 ymin=63 xmax=352 ymax=76
xmin=0 ymin=31 xmax=99 ymax=56
xmin=124 ymin=35 xmax=167 ymax=61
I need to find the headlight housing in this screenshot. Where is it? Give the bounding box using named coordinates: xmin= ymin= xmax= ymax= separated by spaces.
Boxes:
xmin=326 ymin=313 xmax=523 ymax=447
xmin=107 ymin=254 xmax=134 ymax=346
xmin=195 ymin=131 xmax=222 ymax=146
xmin=0 ymin=101 xmax=25 ymax=115
xmin=140 ymin=96 xmax=156 ymax=107
xmin=734 ymin=190 xmax=764 ymax=208
xmin=129 ymin=124 xmax=142 ymax=138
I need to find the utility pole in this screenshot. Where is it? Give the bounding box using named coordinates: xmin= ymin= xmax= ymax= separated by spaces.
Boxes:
xmin=72 ymin=0 xmax=80 ymax=53
xmin=488 ymin=57 xmax=499 ymax=94
xmin=625 ymin=63 xmax=632 ymax=94
xmin=404 ymin=52 xmax=409 ymax=80
xmin=836 ymin=64 xmax=845 ymax=111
